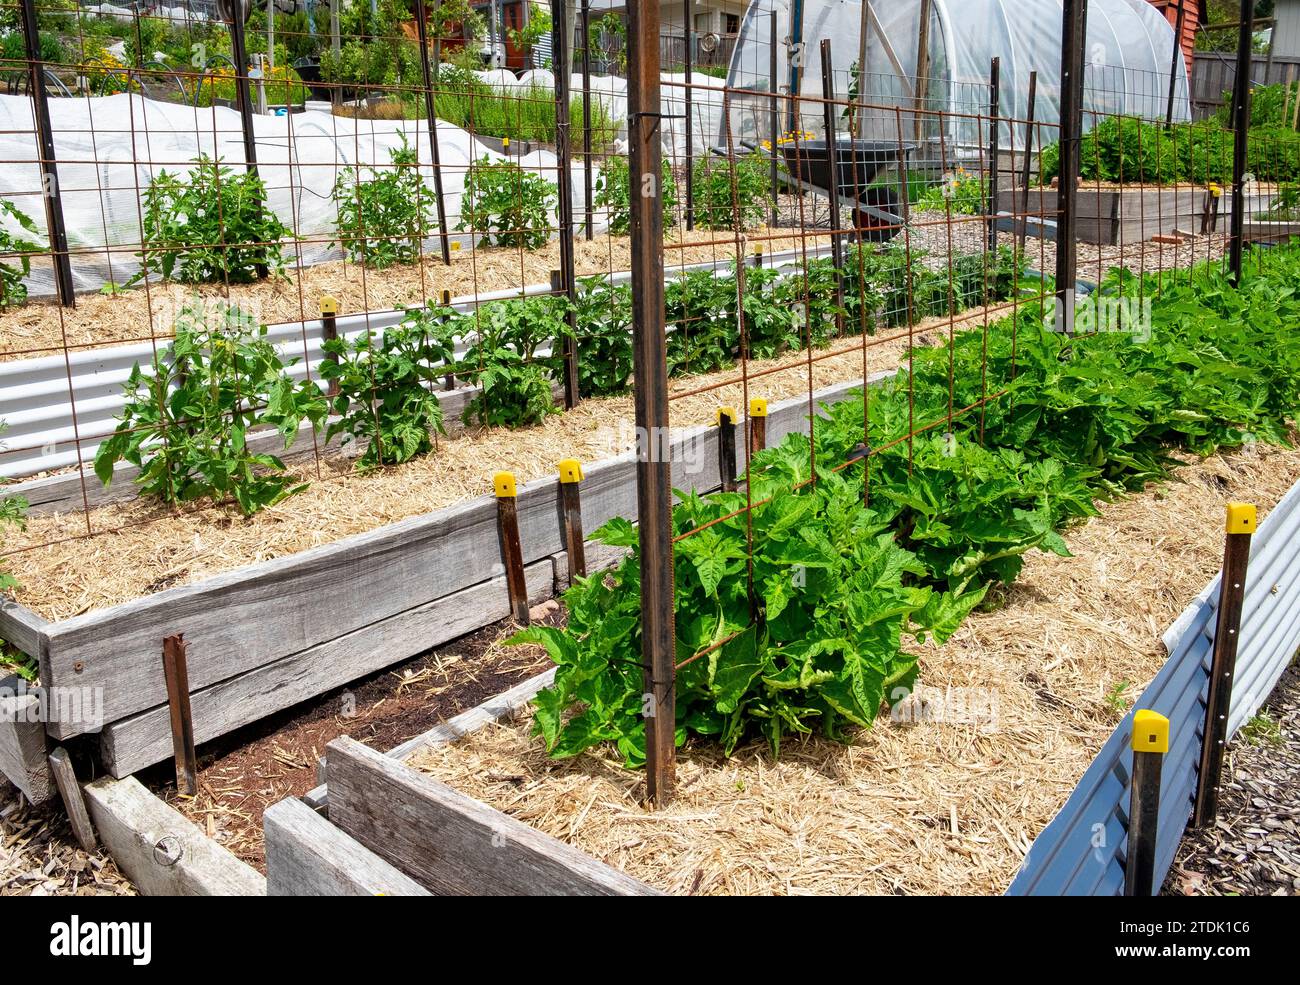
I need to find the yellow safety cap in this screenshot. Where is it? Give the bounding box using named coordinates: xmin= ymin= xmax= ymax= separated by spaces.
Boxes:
xmin=451 ymin=241 xmax=462 ymax=251
xmin=502 ymin=136 xmax=510 ymax=148
xmin=754 ymin=243 xmax=764 ymax=255
xmin=749 ymin=397 xmax=768 ymax=418
xmin=1225 ymin=501 xmax=1256 ymax=535
xmin=493 ymin=471 xmax=517 ymax=498
xmin=1131 ymin=709 xmax=1169 ymax=755
xmin=319 ymin=295 xmax=339 ymax=316
xmin=557 ymin=458 xmax=584 ymax=484
xmin=717 ymin=406 xmax=738 ymax=426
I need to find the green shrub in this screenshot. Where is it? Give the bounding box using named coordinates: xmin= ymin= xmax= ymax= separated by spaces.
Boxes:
xmin=458 ymin=157 xmax=557 ymax=250
xmin=593 ymin=155 xmax=678 ymax=234
xmin=333 ymin=135 xmax=439 ymax=269
xmin=94 ymin=302 xmax=327 ymax=515
xmin=0 ymin=201 xmax=40 ymax=310
xmin=320 ymin=305 xmax=456 ymax=467
xmin=135 ymin=156 xmax=291 ymax=284
xmin=691 ymin=150 xmax=772 ymax=231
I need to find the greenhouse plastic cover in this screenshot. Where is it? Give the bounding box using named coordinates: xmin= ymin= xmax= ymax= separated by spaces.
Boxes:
xmin=726 ymin=0 xmax=1190 ymax=150
xmin=0 ymin=70 xmax=723 ymax=295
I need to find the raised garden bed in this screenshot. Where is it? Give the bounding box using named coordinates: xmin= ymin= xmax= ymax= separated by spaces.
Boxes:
xmin=996 ymin=184 xmax=1278 ymax=245
xmin=271 ymin=442 xmax=1300 ymax=895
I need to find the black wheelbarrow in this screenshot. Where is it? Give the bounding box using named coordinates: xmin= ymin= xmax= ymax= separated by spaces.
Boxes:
xmin=779 ymin=139 xmax=912 ymax=242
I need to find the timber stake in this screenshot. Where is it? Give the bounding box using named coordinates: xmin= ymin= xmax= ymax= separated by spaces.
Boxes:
xmin=162 ymin=634 xmax=198 ymax=797
xmin=494 ymin=472 xmax=530 ymax=625
xmin=1124 ymin=709 xmax=1168 ymax=896
xmin=748 ymin=398 xmax=767 ymax=456
xmin=558 ymin=458 xmax=587 ymax=583
xmin=718 ymin=407 xmax=738 ymax=493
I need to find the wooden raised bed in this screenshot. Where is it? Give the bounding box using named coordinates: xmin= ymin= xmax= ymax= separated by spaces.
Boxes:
xmin=0 ymin=378 xmax=873 ymax=791
xmin=997 ymin=185 xmax=1277 ymax=245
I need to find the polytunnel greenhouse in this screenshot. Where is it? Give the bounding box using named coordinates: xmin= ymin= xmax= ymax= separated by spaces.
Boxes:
xmin=722 ymin=0 xmax=1191 ymax=155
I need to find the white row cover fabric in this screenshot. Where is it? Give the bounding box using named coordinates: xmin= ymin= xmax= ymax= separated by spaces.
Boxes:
xmin=0 ymin=71 xmax=724 ymax=296
xmin=725 ymin=0 xmax=1190 ymax=153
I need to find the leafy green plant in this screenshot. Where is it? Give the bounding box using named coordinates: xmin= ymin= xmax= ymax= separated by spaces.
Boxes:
xmin=135 ymin=156 xmax=291 ymax=284
xmin=0 ymin=200 xmax=40 ymax=310
xmin=915 ymin=167 xmax=987 ymax=216
xmin=94 ymin=302 xmax=327 ymax=515
xmin=458 ymin=295 xmax=572 ymax=427
xmin=458 ymin=157 xmax=557 ymax=249
xmin=665 ymin=269 xmax=737 ymax=375
xmin=573 ymin=277 xmax=633 ymax=397
xmin=1103 ymin=680 xmax=1132 ymax=718
xmin=333 ymin=135 xmax=439 ymax=269
xmin=692 ymin=150 xmax=772 ymax=231
xmin=320 ymin=306 xmax=455 ymax=468
xmin=593 ymin=155 xmax=678 ymax=234
xmin=0 ymin=488 xmax=27 ymax=594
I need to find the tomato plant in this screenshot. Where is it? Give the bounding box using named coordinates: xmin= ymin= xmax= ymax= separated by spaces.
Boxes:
xmin=94 ymin=302 xmax=327 ymax=515
xmin=333 ymin=135 xmax=439 ymax=269
xmin=593 ymin=155 xmax=678 ymax=234
xmin=0 ymin=200 xmax=40 ymax=310
xmin=457 ymin=157 xmax=557 ymax=250
xmin=573 ymin=277 xmax=634 ymax=397
xmin=457 ymin=296 xmax=573 ymax=428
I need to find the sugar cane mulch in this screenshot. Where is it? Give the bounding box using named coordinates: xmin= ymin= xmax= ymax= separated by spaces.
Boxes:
xmin=406 ymin=442 xmax=1300 ymax=896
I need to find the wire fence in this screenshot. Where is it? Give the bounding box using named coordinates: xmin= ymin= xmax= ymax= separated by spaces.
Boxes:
xmin=0 ymin=2 xmax=1296 ymax=764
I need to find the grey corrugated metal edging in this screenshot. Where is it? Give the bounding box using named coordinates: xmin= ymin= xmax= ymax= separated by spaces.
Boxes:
xmin=1008 ymin=473 xmax=1300 ymax=895
xmin=0 ymin=244 xmax=832 ymax=480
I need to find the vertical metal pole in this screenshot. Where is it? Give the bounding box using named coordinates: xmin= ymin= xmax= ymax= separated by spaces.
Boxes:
xmin=819 ymin=40 xmax=845 ymax=320
xmin=1018 ymin=71 xmax=1038 ymax=251
xmin=225 ymin=2 xmax=268 ymax=280
xmin=913 ymin=0 xmax=932 ymax=145
xmin=1165 ymin=0 xmax=1188 ymax=129
xmin=1125 ymin=710 xmax=1169 ymax=897
xmin=854 ymin=0 xmax=869 ymax=140
xmin=414 ymin=0 xmax=452 ymax=265
xmin=769 ymin=8 xmax=780 ymax=228
xmin=1193 ymin=502 xmax=1256 ymax=829
xmin=683 ymin=0 xmax=694 ymax=230
xmin=330 ymin=0 xmax=341 ymax=111
xmin=320 ymin=295 xmax=340 ymax=397
xmin=987 ymin=56 xmax=1000 ymax=251
xmin=748 ymin=397 xmax=767 ymax=455
xmin=18 ymin=0 xmax=75 ymax=307
xmin=162 ymin=634 xmax=198 ymax=797
xmin=1228 ymin=0 xmax=1255 ymax=286
xmin=552 ymin=0 xmax=579 ymax=409
xmin=581 ymin=0 xmax=594 ymax=239
xmin=627 ymin=0 xmax=675 ymax=807
xmin=551 ymin=270 xmax=580 ymax=409
xmin=1054 ymin=0 xmax=1087 ymax=334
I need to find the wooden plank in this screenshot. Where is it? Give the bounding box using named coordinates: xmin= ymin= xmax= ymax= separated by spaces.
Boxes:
xmin=83 ymin=775 xmax=266 ymax=896
xmin=0 ymin=599 xmax=47 ymax=662
xmin=263 ymin=796 xmax=431 ymax=896
xmin=99 ymin=559 xmax=556 ymax=777
xmin=0 ymin=693 xmax=52 ymax=804
xmin=326 ymin=736 xmax=661 ymax=895
xmin=46 ymin=746 xmax=97 ymax=852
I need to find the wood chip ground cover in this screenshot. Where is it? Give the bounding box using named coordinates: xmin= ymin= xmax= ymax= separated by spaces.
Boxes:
xmin=408 ymin=443 xmax=1300 ymax=896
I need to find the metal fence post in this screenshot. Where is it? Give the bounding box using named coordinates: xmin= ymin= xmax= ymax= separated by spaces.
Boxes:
xmin=627 ymin=0 xmax=675 ymax=807
xmin=1124 ymin=709 xmax=1169 ymax=896
xmin=1193 ymin=502 xmax=1256 ymax=828
xmin=552 ymin=0 xmax=579 ymax=409
xmin=494 ymin=472 xmax=530 ymax=625
xmin=414 ymin=0 xmax=453 ymax=265
xmin=683 ymin=0 xmax=694 ymax=230
xmin=18 ymin=0 xmax=75 ymax=307
xmin=1164 ymin=0 xmax=1188 ymax=129
xmin=1054 ymin=0 xmax=1087 ymax=334
xmin=1228 ymin=0 xmax=1256 ymax=286
xmin=223 ymin=0 xmax=267 ymax=279
xmin=581 ymin=0 xmax=594 ymax=240
xmin=987 ymin=56 xmax=1001 ymax=251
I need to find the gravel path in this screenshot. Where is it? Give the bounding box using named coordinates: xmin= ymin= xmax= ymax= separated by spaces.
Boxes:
xmin=1164 ymin=662 xmax=1300 ymax=897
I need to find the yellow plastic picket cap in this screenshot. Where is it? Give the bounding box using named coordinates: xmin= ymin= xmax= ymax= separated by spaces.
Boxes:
xmin=749 ymin=397 xmax=768 ymax=418
xmin=1225 ymin=502 xmax=1256 ymax=535
xmin=494 ymin=471 xmax=517 ymax=498
xmin=557 ymin=458 xmax=584 ymax=484
xmin=1132 ymin=709 xmax=1169 ymax=754
xmin=451 ymin=241 xmax=462 ymax=252
xmin=319 ymin=295 xmax=339 ymax=316
xmin=717 ymin=406 xmax=738 ymax=426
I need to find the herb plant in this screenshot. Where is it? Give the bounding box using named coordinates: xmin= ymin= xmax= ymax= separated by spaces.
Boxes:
xmin=458 ymin=157 xmax=557 ymax=250
xmin=333 ymin=135 xmax=439 ymax=269
xmin=94 ymin=302 xmax=327 ymax=515
xmin=135 ymin=156 xmax=291 ymax=284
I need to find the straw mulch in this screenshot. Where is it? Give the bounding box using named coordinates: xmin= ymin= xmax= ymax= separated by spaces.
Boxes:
xmin=407 ymin=442 xmax=1300 ymax=896
xmin=0 ymin=225 xmax=831 ymax=361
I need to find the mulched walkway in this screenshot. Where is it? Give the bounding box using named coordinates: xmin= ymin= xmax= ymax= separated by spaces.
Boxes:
xmin=1164 ymin=662 xmax=1300 ymax=896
